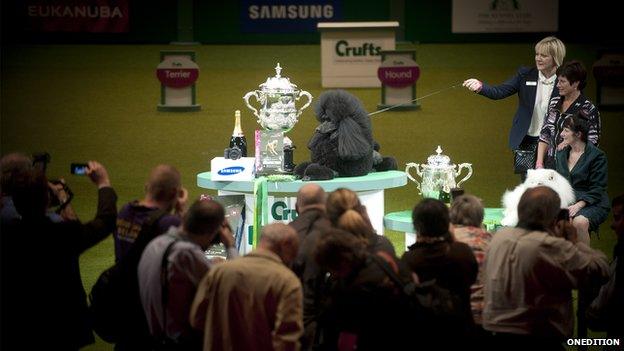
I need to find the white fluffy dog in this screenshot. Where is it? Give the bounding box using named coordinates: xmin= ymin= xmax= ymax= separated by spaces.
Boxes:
xmin=501 ymin=169 xmax=576 ymax=226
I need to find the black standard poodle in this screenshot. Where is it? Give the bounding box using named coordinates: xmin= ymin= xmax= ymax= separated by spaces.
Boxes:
xmin=294 ymin=89 xmax=397 ymax=180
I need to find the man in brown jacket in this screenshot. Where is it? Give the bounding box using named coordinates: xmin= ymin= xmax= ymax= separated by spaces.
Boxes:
xmin=190 ymin=223 xmax=303 ymax=351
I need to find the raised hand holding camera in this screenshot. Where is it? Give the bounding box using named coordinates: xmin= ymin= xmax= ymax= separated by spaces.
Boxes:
xmin=86 ymin=161 xmax=111 ymax=188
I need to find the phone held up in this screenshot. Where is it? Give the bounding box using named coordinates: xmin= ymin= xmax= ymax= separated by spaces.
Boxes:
xmin=70 ymin=163 xmax=89 ymax=175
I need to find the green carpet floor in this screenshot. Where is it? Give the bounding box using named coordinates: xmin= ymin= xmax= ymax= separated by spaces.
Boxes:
xmin=2 ymin=43 xmax=622 ymax=350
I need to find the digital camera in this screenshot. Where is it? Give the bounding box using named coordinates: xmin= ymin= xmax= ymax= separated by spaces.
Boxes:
xmin=224 ymin=146 xmax=243 ymax=160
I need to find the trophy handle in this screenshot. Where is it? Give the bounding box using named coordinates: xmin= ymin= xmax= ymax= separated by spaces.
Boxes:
xmin=295 ymin=90 xmax=313 ymax=117
xmin=405 ymin=163 xmax=423 ymax=194
xmin=243 ymin=91 xmax=261 ymax=120
xmin=456 ymin=163 xmax=473 ymax=188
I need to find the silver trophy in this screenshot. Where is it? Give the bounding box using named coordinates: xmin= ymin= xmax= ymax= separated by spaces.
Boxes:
xmin=243 ymin=63 xmax=313 ymax=133
xmin=405 ymin=146 xmax=473 ymax=202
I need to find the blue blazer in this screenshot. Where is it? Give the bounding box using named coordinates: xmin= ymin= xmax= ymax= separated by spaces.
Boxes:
xmin=479 ymin=67 xmax=559 ymax=150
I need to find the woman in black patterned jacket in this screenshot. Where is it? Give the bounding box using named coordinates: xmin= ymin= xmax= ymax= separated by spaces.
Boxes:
xmin=537 ymin=60 xmax=601 ymax=169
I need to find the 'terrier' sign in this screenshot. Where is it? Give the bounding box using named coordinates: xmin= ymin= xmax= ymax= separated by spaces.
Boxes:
xmin=156 ymin=57 xmax=199 ymax=88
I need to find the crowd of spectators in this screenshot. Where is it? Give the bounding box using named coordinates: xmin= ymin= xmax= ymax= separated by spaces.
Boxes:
xmin=0 ymin=152 xmax=621 ymax=350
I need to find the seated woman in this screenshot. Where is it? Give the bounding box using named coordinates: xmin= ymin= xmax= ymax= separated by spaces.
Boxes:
xmin=449 ymin=194 xmax=492 ymax=327
xmin=556 ymin=113 xmax=609 ymax=244
xmin=537 ymin=60 xmax=601 ymax=169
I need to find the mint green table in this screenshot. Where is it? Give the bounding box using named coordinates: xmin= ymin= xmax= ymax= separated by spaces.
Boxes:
xmin=198 ymin=170 xmax=407 ymax=253
xmin=384 ymin=208 xmax=504 ymax=250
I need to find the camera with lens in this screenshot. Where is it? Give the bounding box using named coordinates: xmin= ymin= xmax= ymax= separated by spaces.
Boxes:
xmin=32 ymin=152 xmax=74 ymax=210
xmin=224 ymin=146 xmax=243 ymax=160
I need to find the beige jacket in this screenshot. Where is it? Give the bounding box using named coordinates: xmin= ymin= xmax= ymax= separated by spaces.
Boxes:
xmin=482 ymin=226 xmax=609 ymax=339
xmin=190 ymin=248 xmax=303 ymax=351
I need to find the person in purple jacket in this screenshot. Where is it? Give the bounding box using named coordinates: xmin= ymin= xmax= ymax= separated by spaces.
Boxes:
xmin=114 ymin=164 xmax=187 ymax=262
xmin=463 ymin=36 xmax=566 ymax=180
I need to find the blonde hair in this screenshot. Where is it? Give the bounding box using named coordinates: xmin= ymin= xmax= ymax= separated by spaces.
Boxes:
xmin=327 ymin=188 xmax=372 ymax=239
xmin=535 ymin=36 xmax=566 ymax=67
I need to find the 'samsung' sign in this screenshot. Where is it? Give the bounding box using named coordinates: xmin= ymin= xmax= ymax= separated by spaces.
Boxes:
xmin=241 ymin=0 xmax=342 ymax=33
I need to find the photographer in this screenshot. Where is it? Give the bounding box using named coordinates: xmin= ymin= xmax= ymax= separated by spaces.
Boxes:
xmin=0 ymin=160 xmax=117 ymax=350
xmin=137 ymin=199 xmax=237 ymax=350
xmin=483 ymin=186 xmax=609 ymax=351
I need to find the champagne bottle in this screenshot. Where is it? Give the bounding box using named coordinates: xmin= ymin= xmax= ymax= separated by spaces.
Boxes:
xmin=229 ymin=110 xmax=247 ymax=157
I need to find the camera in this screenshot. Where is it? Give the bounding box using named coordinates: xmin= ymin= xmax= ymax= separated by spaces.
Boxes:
xmin=32 ymin=152 xmax=74 ymax=210
xmin=224 ymin=146 xmax=243 ymax=160
xmin=70 ymin=163 xmax=89 ymax=175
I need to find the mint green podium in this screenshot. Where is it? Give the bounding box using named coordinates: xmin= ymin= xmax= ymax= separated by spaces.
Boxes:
xmin=384 ymin=208 xmax=504 ymax=251
xmin=197 ymin=170 xmax=407 ymax=254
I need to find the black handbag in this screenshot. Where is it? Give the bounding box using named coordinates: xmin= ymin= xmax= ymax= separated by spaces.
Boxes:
xmin=513 ymin=149 xmax=536 ymax=174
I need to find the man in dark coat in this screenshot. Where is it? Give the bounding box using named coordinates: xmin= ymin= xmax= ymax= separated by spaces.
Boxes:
xmin=289 ymin=183 xmax=332 ymax=350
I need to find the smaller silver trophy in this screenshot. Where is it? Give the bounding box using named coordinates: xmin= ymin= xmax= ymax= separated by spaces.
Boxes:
xmin=405 ymin=146 xmax=473 ymax=203
xmin=243 ymin=63 xmax=313 ymax=173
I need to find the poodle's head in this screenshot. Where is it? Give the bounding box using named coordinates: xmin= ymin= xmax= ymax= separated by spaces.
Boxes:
xmin=314 ymin=89 xmax=370 ymax=126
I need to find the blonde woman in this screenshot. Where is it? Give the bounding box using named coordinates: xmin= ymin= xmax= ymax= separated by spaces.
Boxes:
xmin=326 ymin=188 xmax=396 ymax=257
xmin=463 ymin=36 xmax=566 ymax=179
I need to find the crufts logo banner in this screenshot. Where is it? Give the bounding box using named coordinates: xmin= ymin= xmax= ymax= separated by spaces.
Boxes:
xmin=241 ymin=0 xmax=342 ymax=33
xmin=25 ymin=0 xmax=129 ymax=33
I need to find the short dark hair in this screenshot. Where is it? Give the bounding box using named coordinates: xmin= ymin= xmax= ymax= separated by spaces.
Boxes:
xmin=11 ymin=168 xmax=49 ymax=218
xmin=517 ymin=186 xmax=561 ymax=231
xmin=563 ymin=112 xmax=589 ymax=142
xmin=146 ymin=165 xmax=181 ymax=203
xmin=1 ymin=153 xmax=33 ymax=196
xmin=412 ymin=198 xmax=450 ymax=237
xmin=183 ymin=200 xmax=225 ymax=236
xmin=557 ymin=60 xmax=587 ymax=90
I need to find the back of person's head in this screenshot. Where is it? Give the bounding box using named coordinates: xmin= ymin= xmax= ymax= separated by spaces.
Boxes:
xmin=259 ymin=223 xmax=299 ymax=266
xmin=314 ymin=228 xmax=367 ymax=276
xmin=412 ymin=198 xmax=450 ymax=238
xmin=1 ymin=153 xmax=33 ymax=197
xmin=535 ymin=36 xmax=566 ymax=67
xmin=11 ymin=168 xmax=49 ymax=219
xmin=450 ymin=194 xmax=484 ymax=227
xmin=183 ymin=199 xmax=225 ymax=237
xmin=612 ymin=194 xmax=624 ymax=238
xmin=296 ymin=183 xmax=326 ymax=212
xmin=517 ymin=186 xmax=561 ymax=231
xmin=145 ymin=164 xmax=181 ymax=206
xmin=326 ymin=188 xmax=372 ymax=238
xmin=613 ymin=195 xmax=624 ymax=210
xmin=563 ymin=112 xmax=590 ymax=143
xmin=557 ymin=60 xmax=587 ymax=90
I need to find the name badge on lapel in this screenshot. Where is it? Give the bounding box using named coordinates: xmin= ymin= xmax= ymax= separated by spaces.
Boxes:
xmin=526 ymin=81 xmax=537 ymax=86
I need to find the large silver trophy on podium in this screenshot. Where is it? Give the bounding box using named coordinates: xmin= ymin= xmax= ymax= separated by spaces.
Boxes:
xmin=405 ymin=146 xmax=473 ymax=203
xmin=243 ymin=63 xmax=313 ymax=173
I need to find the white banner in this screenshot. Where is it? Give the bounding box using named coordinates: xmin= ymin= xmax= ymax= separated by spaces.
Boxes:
xmin=452 ymin=0 xmax=558 ymax=33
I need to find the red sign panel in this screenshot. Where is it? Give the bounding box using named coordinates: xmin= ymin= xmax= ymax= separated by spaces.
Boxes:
xmin=26 ymin=0 xmax=129 ymax=33
xmin=377 ymin=66 xmax=420 ymax=88
xmin=156 ymin=68 xmax=199 ymax=88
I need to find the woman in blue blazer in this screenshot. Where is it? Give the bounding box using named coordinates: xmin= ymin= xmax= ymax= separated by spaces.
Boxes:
xmin=463 ymin=36 xmax=566 ymax=179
